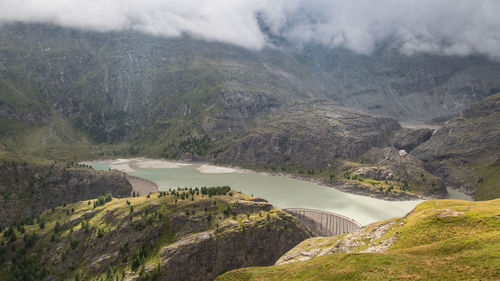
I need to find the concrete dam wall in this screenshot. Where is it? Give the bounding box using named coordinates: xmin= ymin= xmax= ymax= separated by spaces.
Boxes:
xmin=284 ymin=208 xmax=362 ymax=236
xmin=125 ymin=175 xmax=159 ymax=196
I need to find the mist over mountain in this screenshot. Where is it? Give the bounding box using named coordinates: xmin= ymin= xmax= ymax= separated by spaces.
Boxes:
xmin=1 ymin=0 xmax=500 ymax=59
xmin=0 ymin=0 xmax=498 ymax=219
xmin=1 ymin=22 xmax=499 ymax=142
xmin=0 ymin=2 xmax=499 ymax=280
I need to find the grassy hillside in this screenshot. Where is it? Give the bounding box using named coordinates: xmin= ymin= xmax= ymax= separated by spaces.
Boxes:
xmin=217 ymin=199 xmax=500 ymax=281
xmin=0 ymin=188 xmax=309 ymax=281
xmin=473 ymin=165 xmax=500 ymax=201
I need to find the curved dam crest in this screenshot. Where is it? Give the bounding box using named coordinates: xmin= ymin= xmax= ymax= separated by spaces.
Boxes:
xmin=125 ymin=171 xmax=363 ymax=237
xmin=285 ymin=208 xmax=362 ymax=236
xmin=88 ymin=158 xmax=425 ymax=225
xmin=125 ymin=175 xmax=159 ymax=196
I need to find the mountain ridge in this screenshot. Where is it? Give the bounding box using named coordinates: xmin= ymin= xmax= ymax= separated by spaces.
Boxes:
xmin=0 ymin=23 xmax=499 ymax=200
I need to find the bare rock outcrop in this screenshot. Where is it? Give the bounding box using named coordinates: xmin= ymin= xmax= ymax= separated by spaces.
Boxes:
xmin=156 ymin=212 xmax=307 ymax=280
xmin=217 ymin=100 xmax=401 ymax=168
xmin=390 ymin=128 xmax=433 ymax=152
xmin=412 ymin=93 xmax=500 ymax=199
xmin=362 ymin=147 xmax=446 ymax=197
xmin=275 ymin=219 xmax=399 ymax=265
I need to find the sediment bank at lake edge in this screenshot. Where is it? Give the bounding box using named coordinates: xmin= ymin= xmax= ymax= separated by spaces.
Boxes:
xmin=92 ymin=158 xmax=446 ymax=201
xmin=88 ymin=158 xmax=423 ymax=225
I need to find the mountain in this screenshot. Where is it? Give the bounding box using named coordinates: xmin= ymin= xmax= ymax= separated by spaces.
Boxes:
xmin=0 ymin=8 xmax=499 ymax=281
xmin=217 ymin=198 xmax=500 ymax=280
xmin=2 ymin=23 xmax=500 ymax=145
xmin=2 ymin=23 xmax=500 ymax=199
xmin=412 ymin=93 xmax=500 ymax=200
xmin=0 ymin=188 xmax=309 ymax=281
xmin=215 ymin=100 xmax=445 ymax=199
xmin=216 ymin=100 xmax=401 ymax=167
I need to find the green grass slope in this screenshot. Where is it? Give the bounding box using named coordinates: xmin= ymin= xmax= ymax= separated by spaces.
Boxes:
xmin=0 ymin=188 xmax=309 ymax=281
xmin=217 ymin=199 xmax=500 ymax=281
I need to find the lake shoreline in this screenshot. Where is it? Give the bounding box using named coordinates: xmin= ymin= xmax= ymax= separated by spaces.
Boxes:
xmin=87 ymin=157 xmax=430 ymax=202
xmin=85 ymin=158 xmax=427 ymax=225
xmin=255 ymin=170 xmax=427 ymax=202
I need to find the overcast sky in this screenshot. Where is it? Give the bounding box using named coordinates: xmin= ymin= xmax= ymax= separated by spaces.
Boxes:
xmin=1 ymin=0 xmax=499 ymax=59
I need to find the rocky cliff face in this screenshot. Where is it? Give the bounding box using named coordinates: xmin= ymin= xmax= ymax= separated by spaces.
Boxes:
xmin=294 ymin=45 xmax=500 ymax=121
xmin=1 ymin=22 xmax=498 ymax=200
xmin=360 ymin=147 xmax=445 ymax=197
xmin=155 ymin=211 xmax=306 ymax=281
xmin=0 ymin=190 xmax=310 ymax=281
xmin=412 ymin=93 xmax=500 ymax=199
xmin=2 ymin=23 xmax=500 ymax=145
xmin=213 ymin=100 xmax=447 ymax=199
xmin=0 ymin=161 xmax=132 ymax=226
xmin=390 ymin=128 xmax=433 ymax=152
xmin=217 ymin=199 xmax=500 ymax=281
xmin=217 ymin=100 xmax=401 ymax=168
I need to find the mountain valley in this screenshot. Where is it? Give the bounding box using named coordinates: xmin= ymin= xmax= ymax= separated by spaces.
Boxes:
xmin=0 ymin=15 xmax=499 ymax=281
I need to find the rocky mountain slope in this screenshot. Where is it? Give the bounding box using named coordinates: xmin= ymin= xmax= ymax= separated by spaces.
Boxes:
xmin=0 ymin=161 xmax=132 ymax=226
xmin=413 ymin=93 xmax=500 ymax=200
xmin=1 ymin=23 xmax=500 ymax=145
xmin=218 ymin=198 xmax=500 ymax=280
xmin=216 ymin=100 xmax=400 ymax=167
xmin=294 ymin=44 xmax=500 ymax=121
xmin=0 ymin=188 xmax=309 ymax=281
xmin=0 ymin=23 xmax=499 ymax=200
xmin=214 ymin=100 xmax=446 ymax=199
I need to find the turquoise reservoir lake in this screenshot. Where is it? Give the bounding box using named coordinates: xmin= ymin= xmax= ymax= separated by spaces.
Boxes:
xmin=89 ymin=158 xmax=469 ymax=225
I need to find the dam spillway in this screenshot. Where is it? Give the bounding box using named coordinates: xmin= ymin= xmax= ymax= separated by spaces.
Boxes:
xmin=284 ymin=208 xmax=362 ymax=236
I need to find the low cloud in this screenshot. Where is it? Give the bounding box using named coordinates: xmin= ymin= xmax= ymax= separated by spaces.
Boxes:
xmin=1 ymin=0 xmax=499 ymax=58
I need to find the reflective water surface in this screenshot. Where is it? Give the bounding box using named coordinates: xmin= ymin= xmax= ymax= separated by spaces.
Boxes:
xmin=89 ymin=159 xmax=468 ymax=225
